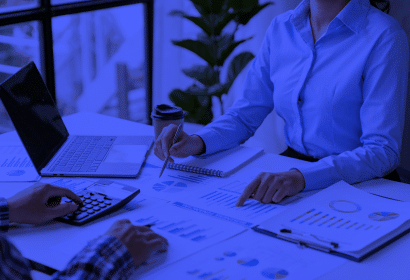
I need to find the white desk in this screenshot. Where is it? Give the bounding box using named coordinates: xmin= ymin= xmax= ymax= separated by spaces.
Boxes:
xmin=2 ymin=112 xmax=410 ymax=279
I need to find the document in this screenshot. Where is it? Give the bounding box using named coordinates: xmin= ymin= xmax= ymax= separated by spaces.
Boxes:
xmin=254 ymin=181 xmax=410 ymax=261
xmin=144 ymin=230 xmax=347 ymax=280
xmin=173 ymin=178 xmax=287 ymax=227
xmin=0 ymin=145 xmax=40 ymax=181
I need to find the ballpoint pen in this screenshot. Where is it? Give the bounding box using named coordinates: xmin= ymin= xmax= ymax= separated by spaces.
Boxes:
xmin=159 ymin=123 xmax=183 ymax=178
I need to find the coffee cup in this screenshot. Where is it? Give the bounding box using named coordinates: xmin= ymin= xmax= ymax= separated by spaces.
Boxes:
xmin=151 ymin=104 xmax=185 ymax=140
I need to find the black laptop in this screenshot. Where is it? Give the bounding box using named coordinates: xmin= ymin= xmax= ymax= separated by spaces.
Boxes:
xmin=0 ymin=62 xmax=153 ymax=177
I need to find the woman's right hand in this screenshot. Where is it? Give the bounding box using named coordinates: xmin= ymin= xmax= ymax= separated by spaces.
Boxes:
xmin=154 ymin=124 xmax=205 ymax=163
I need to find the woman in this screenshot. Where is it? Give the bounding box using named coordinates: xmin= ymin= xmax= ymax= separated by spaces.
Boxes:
xmin=155 ymin=0 xmax=409 ymax=205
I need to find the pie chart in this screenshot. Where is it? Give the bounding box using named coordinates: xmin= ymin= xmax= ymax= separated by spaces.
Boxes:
xmin=369 ymin=212 xmax=399 ymax=222
xmin=237 ymin=258 xmax=259 ymax=267
xmin=261 ymin=268 xmax=289 ymax=279
xmin=152 ymin=181 xmax=187 ymax=193
xmin=329 ymin=200 xmax=361 ymax=213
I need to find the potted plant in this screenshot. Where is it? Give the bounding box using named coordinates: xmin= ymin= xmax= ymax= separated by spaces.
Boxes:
xmin=169 ymin=0 xmax=273 ymax=125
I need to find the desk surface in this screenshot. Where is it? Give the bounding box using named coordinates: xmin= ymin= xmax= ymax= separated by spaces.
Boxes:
xmin=2 ymin=112 xmax=409 ymax=279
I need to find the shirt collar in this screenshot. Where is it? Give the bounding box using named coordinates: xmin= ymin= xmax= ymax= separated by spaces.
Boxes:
xmin=291 ymin=0 xmax=371 ymax=35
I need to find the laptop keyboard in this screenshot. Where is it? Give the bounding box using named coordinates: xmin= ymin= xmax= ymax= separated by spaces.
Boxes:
xmin=50 ymin=136 xmax=116 ymax=173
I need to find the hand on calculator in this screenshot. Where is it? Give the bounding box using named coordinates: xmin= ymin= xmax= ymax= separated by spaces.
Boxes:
xmin=7 ymin=182 xmax=82 ymax=224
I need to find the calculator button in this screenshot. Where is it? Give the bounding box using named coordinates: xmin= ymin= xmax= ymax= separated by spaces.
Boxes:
xmin=87 ymin=209 xmax=95 ymax=214
xmin=85 ymin=204 xmax=93 ymax=209
xmin=96 ymin=197 xmax=105 ymax=203
xmin=74 ymin=210 xmax=82 ymax=215
xmin=99 ymin=204 xmax=107 ymax=208
xmin=90 ymin=201 xmax=98 ymax=206
xmin=84 ymin=199 xmax=92 ymax=204
xmin=104 ymin=197 xmax=112 ymax=200
xmin=93 ymin=206 xmax=101 ymax=211
xmin=79 ymin=207 xmax=87 ymax=212
xmin=83 ymin=194 xmax=91 ymax=199
xmin=78 ymin=194 xmax=83 ymax=198
xmin=104 ymin=201 xmax=112 ymax=205
xmin=73 ymin=213 xmax=88 ymax=220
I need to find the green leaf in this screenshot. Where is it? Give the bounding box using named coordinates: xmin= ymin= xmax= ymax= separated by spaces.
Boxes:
xmin=169 ymin=89 xmax=200 ymax=113
xmin=186 ymin=84 xmax=209 ymax=96
xmin=217 ymin=35 xmax=253 ymax=66
xmin=226 ymin=52 xmax=255 ymax=84
xmin=169 ymin=11 xmax=213 ymax=35
xmin=234 ymin=3 xmax=273 ymax=25
xmin=182 ymin=65 xmax=219 ymax=86
xmin=207 ymin=83 xmax=227 ymax=98
xmin=172 ymin=39 xmax=217 ymax=66
xmin=191 ymin=0 xmax=228 ymax=16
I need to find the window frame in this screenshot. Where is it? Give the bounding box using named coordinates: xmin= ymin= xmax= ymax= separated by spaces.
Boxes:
xmin=0 ymin=0 xmax=153 ymax=124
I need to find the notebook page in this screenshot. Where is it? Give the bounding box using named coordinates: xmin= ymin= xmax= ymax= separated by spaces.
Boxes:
xmin=170 ymin=146 xmax=263 ymax=176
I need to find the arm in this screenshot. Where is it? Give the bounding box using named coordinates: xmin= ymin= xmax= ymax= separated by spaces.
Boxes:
xmin=0 ymin=198 xmax=9 ymax=232
xmin=52 ymin=220 xmax=167 ymax=280
xmin=51 ymin=235 xmax=134 ymax=280
xmin=299 ymin=30 xmax=409 ymax=190
xmin=195 ymin=22 xmax=275 ymax=155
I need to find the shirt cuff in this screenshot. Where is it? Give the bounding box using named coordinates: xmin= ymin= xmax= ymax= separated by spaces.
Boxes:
xmin=195 ymin=128 xmax=226 ymax=156
xmin=53 ymin=235 xmax=135 ymax=280
xmin=296 ymin=160 xmax=343 ymax=191
xmin=0 ymin=198 xmax=9 ymax=232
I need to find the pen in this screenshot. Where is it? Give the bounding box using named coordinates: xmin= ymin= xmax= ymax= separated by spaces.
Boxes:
xmin=280 ymin=228 xmax=339 ymax=249
xmin=159 ymin=124 xmax=183 ymax=178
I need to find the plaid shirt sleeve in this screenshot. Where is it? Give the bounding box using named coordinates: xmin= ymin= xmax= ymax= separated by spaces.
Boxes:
xmin=0 ymin=198 xmax=9 ymax=232
xmin=51 ymin=235 xmax=136 ymax=280
xmin=0 ymin=234 xmax=33 ymax=279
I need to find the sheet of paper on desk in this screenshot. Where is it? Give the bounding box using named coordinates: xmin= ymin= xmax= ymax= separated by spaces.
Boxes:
xmin=119 ymin=167 xmax=218 ymax=201
xmin=42 ymin=199 xmax=245 ymax=276
xmin=0 ymin=145 xmax=41 ymax=181
xmin=129 ymin=202 xmax=246 ymax=278
xmin=172 ymin=175 xmax=288 ymax=228
xmin=143 ymin=230 xmax=347 ymax=280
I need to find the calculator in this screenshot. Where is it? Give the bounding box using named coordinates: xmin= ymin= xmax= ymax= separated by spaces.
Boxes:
xmin=56 ymin=179 xmax=140 ymax=226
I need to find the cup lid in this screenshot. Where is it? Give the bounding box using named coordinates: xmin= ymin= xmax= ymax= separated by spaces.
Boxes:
xmin=151 ymin=104 xmax=185 ymax=120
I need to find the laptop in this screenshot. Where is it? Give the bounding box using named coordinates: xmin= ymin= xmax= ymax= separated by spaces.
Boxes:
xmin=0 ymin=61 xmax=153 ymax=178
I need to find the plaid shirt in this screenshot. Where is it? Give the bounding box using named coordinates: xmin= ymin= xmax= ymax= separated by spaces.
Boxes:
xmin=0 ymin=198 xmax=135 ymax=280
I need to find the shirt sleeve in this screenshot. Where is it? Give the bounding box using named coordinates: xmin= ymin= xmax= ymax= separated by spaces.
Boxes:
xmin=0 ymin=198 xmax=9 ymax=233
xmin=51 ymin=235 xmax=135 ymax=280
xmin=298 ymin=29 xmax=410 ymax=190
xmin=0 ymin=234 xmax=32 ymax=279
xmin=195 ymin=22 xmax=275 ymax=155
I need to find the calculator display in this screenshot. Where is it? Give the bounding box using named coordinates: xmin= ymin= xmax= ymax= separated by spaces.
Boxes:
xmin=87 ymin=182 xmax=137 ymax=200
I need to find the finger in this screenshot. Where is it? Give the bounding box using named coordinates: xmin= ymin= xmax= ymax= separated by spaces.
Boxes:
xmin=161 ymin=125 xmax=177 ymax=158
xmin=262 ymin=184 xmax=279 ymax=204
xmin=50 ymin=202 xmax=78 ymax=218
xmin=154 ymin=142 xmax=164 ymax=161
xmin=272 ymin=187 xmax=288 ymax=203
xmin=135 ymin=225 xmax=154 ymax=233
xmin=236 ymin=175 xmax=262 ymax=207
xmin=253 ymin=176 xmax=271 ymax=201
xmin=147 ymin=237 xmax=169 ymax=252
xmin=44 ymin=185 xmax=82 ymax=205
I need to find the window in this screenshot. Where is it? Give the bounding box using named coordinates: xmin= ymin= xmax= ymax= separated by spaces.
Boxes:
xmin=0 ymin=0 xmax=153 ymax=133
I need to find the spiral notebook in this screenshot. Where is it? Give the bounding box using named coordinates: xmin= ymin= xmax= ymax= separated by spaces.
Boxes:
xmin=167 ymin=146 xmax=263 ymax=177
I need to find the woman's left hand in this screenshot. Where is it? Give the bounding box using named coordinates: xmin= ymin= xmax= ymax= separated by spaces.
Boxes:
xmin=236 ymin=169 xmax=305 ymax=206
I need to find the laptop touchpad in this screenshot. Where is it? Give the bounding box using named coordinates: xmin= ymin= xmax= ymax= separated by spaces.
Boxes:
xmin=104 ymin=145 xmax=148 ymax=163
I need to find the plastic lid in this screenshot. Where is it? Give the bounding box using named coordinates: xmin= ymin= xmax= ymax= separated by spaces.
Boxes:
xmin=151 ymin=104 xmax=185 ymax=120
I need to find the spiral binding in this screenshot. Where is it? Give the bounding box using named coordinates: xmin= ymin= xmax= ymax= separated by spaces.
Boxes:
xmin=167 ymin=163 xmax=223 ymax=177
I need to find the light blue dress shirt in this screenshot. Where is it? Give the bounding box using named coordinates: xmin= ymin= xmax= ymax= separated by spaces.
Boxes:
xmin=196 ymin=0 xmax=409 ymax=191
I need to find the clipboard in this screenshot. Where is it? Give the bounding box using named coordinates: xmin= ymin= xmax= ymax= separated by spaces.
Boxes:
xmin=252 ymin=181 xmax=410 ymax=262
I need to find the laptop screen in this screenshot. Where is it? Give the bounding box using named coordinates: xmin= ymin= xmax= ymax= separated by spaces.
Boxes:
xmin=0 ymin=62 xmax=68 ymax=172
